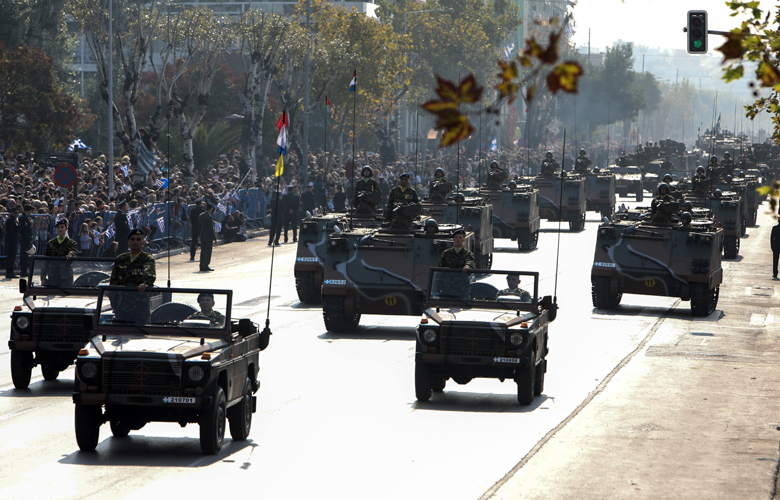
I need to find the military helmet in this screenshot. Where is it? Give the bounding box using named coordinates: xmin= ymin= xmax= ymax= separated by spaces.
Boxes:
xmin=662 ymin=174 xmax=673 ymax=183
xmin=434 ymin=167 xmax=444 ymax=177
xmin=361 ymin=165 xmax=373 ymax=177
xmin=658 ymin=182 xmax=669 ymax=193
xmin=696 ymin=166 xmax=705 ymax=174
xmin=545 ymin=151 xmax=553 ymax=158
xmin=724 ymin=152 xmax=731 ymax=158
xmin=424 ymin=218 xmax=439 ymax=233
xmin=680 ymin=212 xmax=692 ymax=224
xmin=454 ymin=192 xmax=466 ymax=203
xmin=508 ymin=181 xmax=517 ymax=189
xmin=713 ymin=189 xmax=723 ymax=198
xmin=490 ymin=160 xmax=499 ymax=168
xmin=726 ymin=175 xmax=733 ymax=182
xmin=683 ymin=200 xmax=693 ymax=211
xmin=710 ymin=156 xmax=718 ymax=163
xmin=579 ymin=149 xmax=586 ymax=155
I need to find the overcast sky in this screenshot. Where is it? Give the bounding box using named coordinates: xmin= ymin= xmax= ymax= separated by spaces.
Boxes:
xmin=569 ymin=0 xmax=759 ymax=53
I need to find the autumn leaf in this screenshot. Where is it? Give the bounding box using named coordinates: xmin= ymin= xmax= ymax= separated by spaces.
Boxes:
xmin=422 ymin=74 xmax=483 ymax=147
xmin=757 ymin=61 xmax=780 ymax=87
xmin=717 ymin=31 xmax=746 ymax=61
xmin=495 ymin=59 xmax=520 ymax=103
xmin=537 ymin=31 xmax=560 ymax=64
xmin=525 ymin=84 xmax=536 ymax=104
xmin=422 ymin=107 xmax=473 ymax=147
xmin=546 ymin=61 xmax=583 ymax=94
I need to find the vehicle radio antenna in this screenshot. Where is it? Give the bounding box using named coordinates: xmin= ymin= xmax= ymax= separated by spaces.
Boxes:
xmin=166 ymin=120 xmax=171 ymax=288
xmin=553 ymin=129 xmax=566 ymax=303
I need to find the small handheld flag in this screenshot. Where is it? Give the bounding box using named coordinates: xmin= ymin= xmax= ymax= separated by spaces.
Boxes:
xmin=154 ymin=178 xmax=168 ymax=189
xmin=326 ymin=96 xmax=333 ymax=106
xmin=349 ymin=70 xmax=356 ymax=91
xmin=120 ymin=165 xmax=129 ymax=177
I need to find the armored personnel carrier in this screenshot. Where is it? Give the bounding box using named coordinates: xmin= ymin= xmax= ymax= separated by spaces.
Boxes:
xmin=609 ymin=165 xmax=644 ymax=201
xmin=320 ymin=207 xmax=474 ymax=332
xmin=584 ymin=170 xmax=616 ymax=219
xmin=421 ymin=194 xmax=494 ymax=268
xmin=478 ymin=182 xmax=540 ymax=251
xmin=591 ymin=202 xmax=723 ymax=316
xmin=518 ymin=173 xmax=587 ymax=231
xmin=415 ymin=268 xmax=556 ymax=405
xmin=684 ymin=191 xmax=743 ymax=258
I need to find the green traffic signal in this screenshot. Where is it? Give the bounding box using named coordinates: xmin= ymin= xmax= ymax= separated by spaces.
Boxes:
xmin=687 ymin=10 xmax=707 ymax=54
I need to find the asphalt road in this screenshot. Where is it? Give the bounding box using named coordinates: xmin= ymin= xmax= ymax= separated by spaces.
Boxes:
xmin=0 ymin=195 xmax=768 ymax=500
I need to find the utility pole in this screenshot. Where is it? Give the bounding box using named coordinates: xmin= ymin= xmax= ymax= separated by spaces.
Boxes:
xmin=302 ymin=0 xmax=311 ymax=185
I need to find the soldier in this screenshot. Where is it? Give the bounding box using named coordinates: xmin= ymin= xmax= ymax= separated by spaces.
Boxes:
xmin=654 ymin=183 xmax=674 ymax=203
xmin=661 ymin=156 xmax=674 ymax=172
xmin=436 ymin=228 xmax=475 ymax=299
xmin=540 ymin=151 xmax=559 ymax=176
xmin=384 ymin=172 xmax=419 ymax=221
xmin=615 ymin=150 xmax=630 ymax=168
xmin=353 ymin=166 xmax=382 ymax=213
xmin=772 ymin=218 xmax=780 ymax=279
xmin=18 ymin=205 xmax=33 ymax=277
xmin=496 ymin=273 xmax=532 ymax=302
xmin=680 ymin=211 xmax=693 ymax=228
xmin=574 ymin=149 xmax=592 ymax=173
xmin=109 ymin=228 xmax=156 ymax=324
xmin=199 ymin=203 xmax=217 ymax=270
xmin=428 ymin=167 xmax=451 ymax=201
xmin=186 ymin=292 xmax=226 ymax=327
xmin=722 ymin=151 xmax=735 ymax=169
xmin=486 ymin=160 xmax=507 ymax=187
xmin=41 ymin=218 xmax=78 ymax=287
xmin=188 ymin=198 xmax=205 ymax=261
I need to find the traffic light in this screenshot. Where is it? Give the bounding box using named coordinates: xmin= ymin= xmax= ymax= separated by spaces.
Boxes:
xmin=687 ymin=10 xmax=707 ymax=54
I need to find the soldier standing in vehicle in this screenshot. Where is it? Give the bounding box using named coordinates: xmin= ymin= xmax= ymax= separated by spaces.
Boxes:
xmin=437 ymin=228 xmax=475 ymax=299
xmin=384 ymin=172 xmax=419 ymax=221
xmin=353 ymin=166 xmax=382 ymax=212
xmin=540 ymin=151 xmax=559 ymax=176
xmin=574 ymin=149 xmax=592 ymax=173
xmin=428 ymin=167 xmax=451 ymax=200
xmin=109 ymin=228 xmax=156 ymax=324
xmin=497 ymin=273 xmax=532 ymax=302
xmin=42 ymin=218 xmax=78 ymax=287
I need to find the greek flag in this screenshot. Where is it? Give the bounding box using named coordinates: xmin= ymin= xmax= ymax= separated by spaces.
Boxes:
xmin=156 ymin=217 xmax=165 ymax=233
xmin=490 ymin=137 xmax=498 ymax=152
xmin=136 ymin=132 xmax=158 ymax=176
xmin=68 ymin=138 xmax=90 ymax=151
xmin=217 ymin=200 xmax=227 ymax=214
xmin=120 ymin=165 xmax=129 ymax=177
xmin=214 ymin=221 xmax=222 ymax=233
xmin=154 ymin=178 xmax=168 ymax=189
xmin=106 ymin=223 xmax=115 ymax=240
xmin=503 ymin=43 xmax=515 ymax=59
xmin=564 ymin=24 xmax=574 ymax=39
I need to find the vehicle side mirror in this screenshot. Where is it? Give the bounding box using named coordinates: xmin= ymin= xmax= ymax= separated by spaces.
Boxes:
xmin=19 ymin=278 xmax=26 ymax=294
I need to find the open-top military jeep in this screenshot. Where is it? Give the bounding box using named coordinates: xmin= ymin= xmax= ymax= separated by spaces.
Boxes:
xmin=72 ymin=287 xmax=270 ymax=454
xmin=9 ymin=257 xmax=116 ymax=389
xmin=415 ymin=269 xmax=557 ymax=405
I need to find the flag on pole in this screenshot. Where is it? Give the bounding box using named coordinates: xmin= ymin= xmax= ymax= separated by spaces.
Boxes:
xmin=326 ymin=96 xmax=333 ymax=106
xmin=136 ymin=132 xmax=158 ymax=176
xmin=120 ymin=165 xmax=129 ymax=177
xmin=217 ymin=200 xmax=227 ymax=214
xmin=349 ymin=70 xmax=356 ymax=91
xmin=105 ymin=223 xmax=115 ymax=241
xmin=275 ymin=154 xmax=284 ymax=177
xmin=68 ymin=138 xmax=91 ymax=151
xmin=503 ymin=43 xmax=515 ymax=59
xmin=276 ymin=111 xmax=288 ymax=155
xmin=490 ymin=137 xmax=498 ymax=152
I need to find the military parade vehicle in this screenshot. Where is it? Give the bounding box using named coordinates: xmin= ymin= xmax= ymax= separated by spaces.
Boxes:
xmin=320 ymin=206 xmax=474 ymax=332
xmin=591 ymin=202 xmax=723 ymax=316
xmin=294 ymin=211 xmax=383 ymax=304
xmin=72 ymin=287 xmax=270 ymax=454
xmin=9 ymin=257 xmax=116 ymax=389
xmin=421 ymin=193 xmax=494 ymax=268
xmin=609 ymin=165 xmax=644 ymax=201
xmin=414 ymin=269 xmax=556 ymax=405
xmin=517 ymin=173 xmax=587 ymax=231
xmin=584 ymin=170 xmax=616 ymax=219
xmin=477 ymin=182 xmax=540 ymax=251
xmin=684 ymin=191 xmax=743 ymax=258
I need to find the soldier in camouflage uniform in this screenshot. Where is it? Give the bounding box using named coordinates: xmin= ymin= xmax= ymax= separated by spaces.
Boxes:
xmin=353 ymin=166 xmax=382 ymax=212
xmin=574 ymin=149 xmax=592 ymax=173
xmin=185 ymin=292 xmax=226 ymax=327
xmin=428 ymin=167 xmax=452 ymax=201
xmin=436 ymin=228 xmax=475 ymax=299
xmin=109 ymin=228 xmax=156 ymax=324
xmin=384 ymin=172 xmax=419 ymax=221
xmin=41 ymin=218 xmax=79 ymax=287
xmin=496 ymin=274 xmax=532 ymax=302
xmin=540 ymin=151 xmax=560 ymax=176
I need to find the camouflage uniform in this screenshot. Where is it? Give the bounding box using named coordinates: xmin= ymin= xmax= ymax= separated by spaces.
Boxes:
xmin=497 ymin=287 xmax=532 ymax=302
xmin=540 ymin=158 xmax=559 ymax=176
xmin=41 ymin=236 xmax=79 ymax=287
xmin=574 ymin=156 xmax=592 ymax=173
xmin=384 ymin=185 xmax=419 ymax=220
xmin=109 ymin=251 xmax=156 ymax=324
xmin=353 ymin=178 xmax=381 ymax=208
xmin=436 ymin=247 xmax=475 ymax=299
xmin=185 ymin=309 xmax=226 ymax=327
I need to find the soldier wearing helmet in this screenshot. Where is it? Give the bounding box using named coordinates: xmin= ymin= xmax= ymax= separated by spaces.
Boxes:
xmin=428 ymin=167 xmax=451 ymax=201
xmin=353 ymin=165 xmax=382 ymax=213
xmin=655 ymin=182 xmax=673 ymax=203
xmin=615 ymin=150 xmax=630 ymax=168
xmin=574 ymin=149 xmax=592 ymax=173
xmin=680 ymin=211 xmax=693 ymax=227
xmin=487 ymin=160 xmax=507 ymax=188
xmin=384 ymin=172 xmax=419 ymax=221
xmin=540 ymin=151 xmax=559 ymax=176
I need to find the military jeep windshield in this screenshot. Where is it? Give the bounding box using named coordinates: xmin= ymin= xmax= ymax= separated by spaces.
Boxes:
xmin=97 ymin=287 xmax=231 ymax=332
xmin=428 ymin=268 xmax=539 ymax=308
xmin=26 ymin=256 xmax=115 ymax=293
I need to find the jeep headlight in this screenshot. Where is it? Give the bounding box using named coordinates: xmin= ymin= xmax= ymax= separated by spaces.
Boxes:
xmin=509 ymin=332 xmax=524 ymax=346
xmin=422 ymin=328 xmax=437 ymax=343
xmin=188 ymin=365 xmax=205 ymax=383
xmin=79 ymin=361 xmax=99 ymax=380
xmin=15 ymin=316 xmax=30 ymax=331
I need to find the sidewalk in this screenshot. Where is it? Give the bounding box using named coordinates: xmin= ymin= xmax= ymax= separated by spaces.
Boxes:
xmin=485 ymin=203 xmax=780 ymax=499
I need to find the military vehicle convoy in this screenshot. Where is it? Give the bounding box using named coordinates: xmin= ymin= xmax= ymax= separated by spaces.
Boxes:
xmin=73 ymin=287 xmax=269 ymax=454
xmin=584 ymin=170 xmax=616 ymax=219
xmin=591 ymin=202 xmax=723 ymax=316
xmin=9 ymin=257 xmax=116 ymax=389
xmin=478 ymin=182 xmax=541 ymax=251
xmin=609 ymin=165 xmax=644 ymax=201
xmin=684 ymin=192 xmax=743 ymax=258
xmin=414 ymin=269 xmax=556 ymax=405
xmin=518 ymin=173 xmax=587 ymax=231
xmin=421 ymin=195 xmax=494 ymax=268
xmin=320 ymin=213 xmax=474 ymax=332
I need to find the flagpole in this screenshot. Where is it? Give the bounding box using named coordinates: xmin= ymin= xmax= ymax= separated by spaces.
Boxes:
xmin=350 ymin=69 xmax=356 ymax=230
xmin=478 ymin=105 xmax=482 ymax=188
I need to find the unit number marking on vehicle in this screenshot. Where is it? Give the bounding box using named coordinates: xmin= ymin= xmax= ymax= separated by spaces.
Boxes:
xmin=493 ymin=357 xmax=521 ymax=364
xmin=645 ymin=278 xmax=656 ymax=287
xmin=594 ymin=262 xmax=616 ymax=268
xmin=385 ymin=296 xmax=397 ymax=306
xmin=296 ymin=257 xmax=318 ymax=262
xmin=162 ymin=397 xmax=195 ymax=404
xmin=324 ymin=280 xmax=346 ymax=285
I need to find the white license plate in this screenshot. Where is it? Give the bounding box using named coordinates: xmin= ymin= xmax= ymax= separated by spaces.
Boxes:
xmin=493 ymin=357 xmax=521 ymax=364
xmin=162 ymin=397 xmax=195 ymax=404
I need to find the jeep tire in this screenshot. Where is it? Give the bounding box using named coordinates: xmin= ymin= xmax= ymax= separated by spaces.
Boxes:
xmin=200 ymin=387 xmax=227 ymax=455
xmin=228 ymin=378 xmax=253 ymax=441
xmin=414 ymin=360 xmax=432 ymax=402
xmin=11 ymin=350 xmax=33 ymax=389
xmin=75 ymin=404 xmax=101 ymax=452
xmin=41 ymin=363 xmax=59 ymax=381
xmin=516 ymin=361 xmax=536 ymax=405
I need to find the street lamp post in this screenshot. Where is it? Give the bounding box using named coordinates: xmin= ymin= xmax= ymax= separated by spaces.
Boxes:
xmin=402 ymin=9 xmax=444 ymax=158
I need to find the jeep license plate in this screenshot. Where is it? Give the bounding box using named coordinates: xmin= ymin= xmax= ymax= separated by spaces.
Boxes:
xmin=162 ymin=397 xmax=195 ymax=404
xmin=493 ymin=357 xmax=520 ymax=364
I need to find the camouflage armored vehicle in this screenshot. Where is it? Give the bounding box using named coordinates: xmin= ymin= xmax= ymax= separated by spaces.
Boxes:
xmin=684 ymin=191 xmax=743 ymax=258
xmin=591 ymin=202 xmax=723 ymax=316
xmin=478 ymin=182 xmax=540 ymax=251
xmin=294 ymin=211 xmax=383 ymax=304
xmin=584 ymin=170 xmax=616 ymax=219
xmin=519 ymin=173 xmax=587 ymax=231
xmin=72 ymin=287 xmax=270 ymax=454
xmin=609 ymin=165 xmax=644 ymax=201
xmin=714 ymin=177 xmax=753 ymax=232
xmin=9 ymin=257 xmax=117 ymax=389
xmin=320 ymin=212 xmax=474 ymax=332
xmin=415 ymin=269 xmax=556 ymax=405
xmin=421 ymin=195 xmax=494 ymax=267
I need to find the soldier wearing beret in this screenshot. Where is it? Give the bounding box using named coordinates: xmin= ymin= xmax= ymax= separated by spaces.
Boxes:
xmin=109 ymin=228 xmax=156 ymax=324
xmin=41 ymin=218 xmax=79 ymax=287
xmin=435 ymin=228 xmax=475 ymax=299
xmin=384 ymin=172 xmax=419 ymax=221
